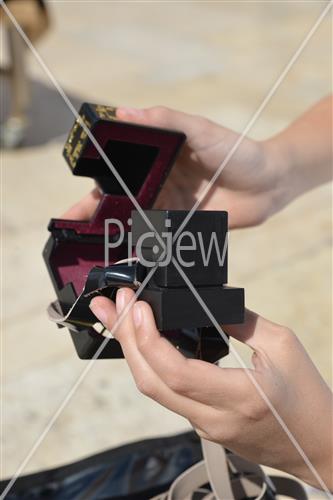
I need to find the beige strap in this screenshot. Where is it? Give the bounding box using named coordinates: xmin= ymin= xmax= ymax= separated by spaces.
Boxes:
xmin=168 ymin=461 xmax=208 ymax=499
xmin=227 ymin=453 xmax=268 ymax=500
xmin=150 ymin=446 xmax=268 ymax=500
xmin=150 ymin=459 xmax=309 ymax=500
xmin=150 ymin=460 xmax=267 ymax=500
xmin=201 ymin=439 xmax=235 ymax=500
xmin=150 ymin=461 xmax=209 ymax=500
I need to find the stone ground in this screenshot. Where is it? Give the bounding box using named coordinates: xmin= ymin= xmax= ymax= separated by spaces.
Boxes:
xmin=1 ymin=2 xmax=331 ymax=498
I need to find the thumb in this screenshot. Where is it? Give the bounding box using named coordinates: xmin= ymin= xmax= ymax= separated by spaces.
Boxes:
xmin=223 ymin=308 xmax=285 ymax=351
xmin=116 ymin=105 xmax=207 ymax=143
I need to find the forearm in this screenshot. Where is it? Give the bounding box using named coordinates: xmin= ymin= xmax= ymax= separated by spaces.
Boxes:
xmin=265 ymin=95 xmax=332 ymax=207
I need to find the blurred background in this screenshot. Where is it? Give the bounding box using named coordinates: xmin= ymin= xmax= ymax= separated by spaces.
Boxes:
xmin=1 ymin=0 xmax=331 ymax=495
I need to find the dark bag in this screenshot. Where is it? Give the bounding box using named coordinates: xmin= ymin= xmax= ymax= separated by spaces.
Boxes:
xmin=1 ymin=432 xmax=308 ymax=500
xmin=1 ymin=432 xmax=202 ymax=500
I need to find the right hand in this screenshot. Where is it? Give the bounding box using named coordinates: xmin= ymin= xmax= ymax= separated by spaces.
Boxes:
xmin=63 ymin=106 xmax=288 ymax=228
xmin=116 ymin=106 xmax=289 ymax=229
xmin=90 ymin=288 xmax=333 ymax=492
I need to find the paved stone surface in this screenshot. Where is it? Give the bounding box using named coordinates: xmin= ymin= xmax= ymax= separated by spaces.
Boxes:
xmin=1 ymin=2 xmax=331 ymax=497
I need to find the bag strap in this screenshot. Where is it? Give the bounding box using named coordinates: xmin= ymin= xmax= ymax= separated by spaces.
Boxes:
xmin=150 ymin=461 xmax=209 ymax=500
xmin=201 ymin=439 xmax=235 ymax=500
xmin=150 ymin=440 xmax=266 ymax=500
xmin=151 ymin=438 xmax=308 ymax=500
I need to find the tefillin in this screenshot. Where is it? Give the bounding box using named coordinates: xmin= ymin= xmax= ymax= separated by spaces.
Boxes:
xmin=44 ymin=103 xmax=244 ymax=363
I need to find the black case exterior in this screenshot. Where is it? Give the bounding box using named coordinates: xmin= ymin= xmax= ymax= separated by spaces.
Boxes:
xmin=132 ymin=210 xmax=228 ymax=287
xmin=141 ymin=286 xmax=244 ymax=331
xmin=132 ymin=209 xmax=243 ymax=330
xmin=63 ymin=103 xmax=118 ymax=172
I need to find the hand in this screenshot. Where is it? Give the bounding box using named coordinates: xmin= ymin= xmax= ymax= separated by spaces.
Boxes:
xmin=62 ymin=106 xmax=287 ymax=228
xmin=116 ymin=106 xmax=288 ymax=229
xmin=90 ymin=288 xmax=333 ymax=491
xmin=63 ymin=97 xmax=332 ymax=227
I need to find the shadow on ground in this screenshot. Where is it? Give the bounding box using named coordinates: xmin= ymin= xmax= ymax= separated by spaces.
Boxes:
xmin=0 ymin=76 xmax=84 ymax=147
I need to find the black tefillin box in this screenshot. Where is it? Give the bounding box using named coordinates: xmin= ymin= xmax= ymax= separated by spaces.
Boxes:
xmin=44 ymin=103 xmax=244 ymax=363
xmin=131 ymin=210 xmax=243 ymax=331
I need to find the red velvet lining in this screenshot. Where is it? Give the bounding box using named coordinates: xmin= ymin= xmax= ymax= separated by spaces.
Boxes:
xmin=48 ymin=121 xmax=184 ymax=295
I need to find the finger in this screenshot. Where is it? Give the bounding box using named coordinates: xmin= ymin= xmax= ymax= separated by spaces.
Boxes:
xmin=132 ymin=300 xmax=247 ymax=406
xmin=223 ymin=308 xmax=286 ymax=352
xmin=116 ymin=106 xmax=207 ymax=144
xmin=90 ymin=290 xmax=219 ymax=426
xmin=89 ymin=295 xmax=118 ymax=334
xmin=61 ymin=188 xmax=102 ymax=220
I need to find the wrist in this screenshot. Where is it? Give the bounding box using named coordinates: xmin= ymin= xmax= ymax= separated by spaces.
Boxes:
xmin=290 ymin=393 xmax=333 ymax=491
xmin=316 ymin=454 xmax=333 ymax=492
xmin=260 ymin=134 xmax=296 ymax=217
xmin=294 ymin=451 xmax=333 ymax=492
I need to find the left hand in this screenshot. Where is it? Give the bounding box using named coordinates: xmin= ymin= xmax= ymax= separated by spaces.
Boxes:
xmin=90 ymin=288 xmax=333 ymax=492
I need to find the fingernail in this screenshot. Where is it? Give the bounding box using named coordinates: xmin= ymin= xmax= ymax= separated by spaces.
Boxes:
xmin=90 ymin=301 xmax=108 ymax=326
xmin=117 ymin=107 xmax=144 ymax=119
xmin=116 ymin=289 xmax=126 ymax=314
xmin=133 ymin=303 xmax=142 ymax=328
